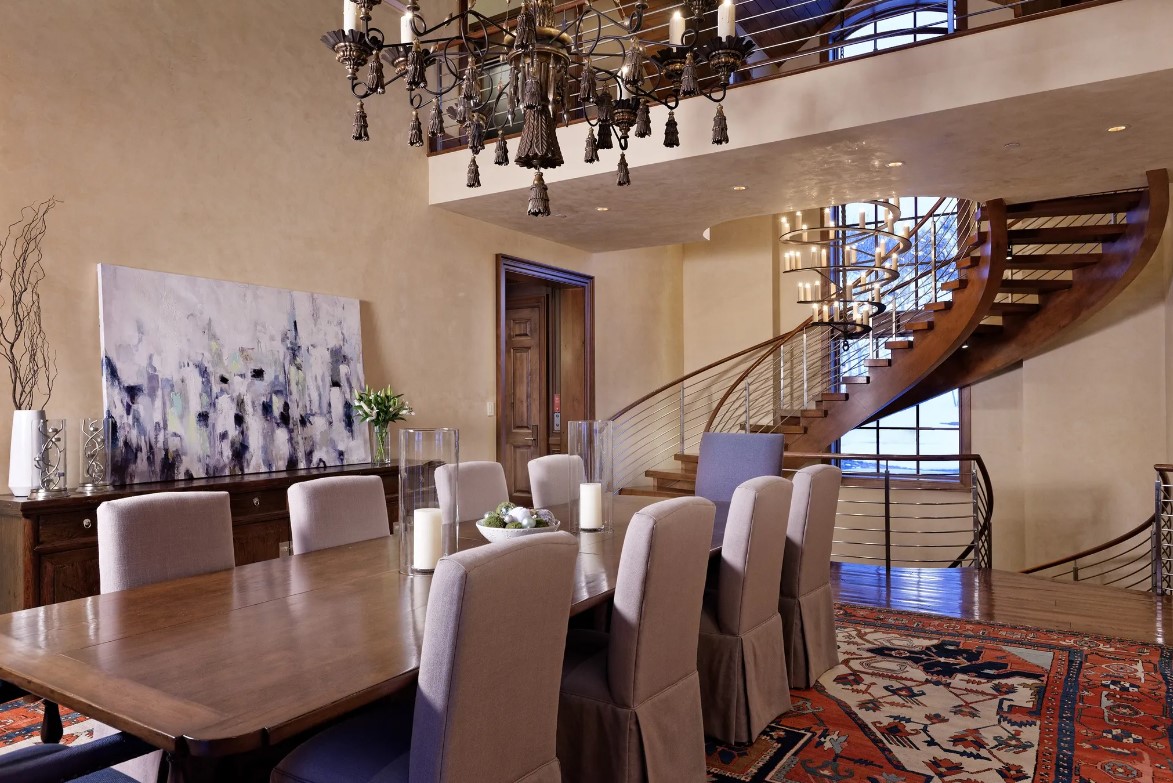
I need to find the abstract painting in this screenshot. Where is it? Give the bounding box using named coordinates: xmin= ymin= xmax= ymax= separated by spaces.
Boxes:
xmin=98 ymin=264 xmax=369 ymax=484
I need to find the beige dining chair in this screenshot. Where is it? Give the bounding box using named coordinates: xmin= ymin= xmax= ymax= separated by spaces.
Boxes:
xmin=271 ymin=531 xmax=579 ymax=783
xmin=557 ymin=496 xmax=715 ymax=783
xmin=694 ymin=432 xmax=786 ymax=531
xmin=288 ymin=475 xmax=390 ymax=554
xmin=527 ymin=453 xmax=585 ymax=521
xmin=96 ymin=490 xmax=237 ymax=783
xmin=435 ymin=460 xmax=510 ymax=524
xmin=697 ymin=476 xmax=793 ymax=744
xmin=780 ymin=464 xmax=843 ymax=688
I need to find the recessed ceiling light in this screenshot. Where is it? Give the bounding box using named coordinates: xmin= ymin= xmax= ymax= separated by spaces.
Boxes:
xmin=1003 ymin=142 xmax=1021 ymax=150
xmin=595 ymin=207 xmax=609 ymax=212
xmin=962 ymin=343 xmax=970 ymax=350
xmin=1108 ymin=125 xmax=1128 ymax=133
xmin=886 ymin=161 xmax=904 ymax=168
xmin=731 ymin=185 xmax=747 ymax=191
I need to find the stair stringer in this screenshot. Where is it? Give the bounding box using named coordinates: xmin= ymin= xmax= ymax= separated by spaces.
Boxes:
xmin=875 ymin=169 xmax=1170 ymax=417
xmin=788 ymin=200 xmax=1010 ymax=453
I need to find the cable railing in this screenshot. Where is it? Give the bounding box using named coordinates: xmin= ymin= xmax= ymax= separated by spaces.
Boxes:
xmin=431 ymin=0 xmax=1116 ymax=152
xmin=785 ymin=451 xmax=993 ymax=569
xmin=1022 ymin=516 xmax=1155 ymax=591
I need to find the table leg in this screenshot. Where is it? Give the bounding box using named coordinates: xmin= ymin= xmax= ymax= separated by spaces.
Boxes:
xmin=40 ymin=700 xmax=63 ymax=743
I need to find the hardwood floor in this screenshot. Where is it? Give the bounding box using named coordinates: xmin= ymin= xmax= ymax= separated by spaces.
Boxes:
xmin=832 ymin=562 xmax=1173 ymax=645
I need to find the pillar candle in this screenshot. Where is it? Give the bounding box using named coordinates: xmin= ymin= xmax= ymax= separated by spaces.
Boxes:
xmin=858 ymin=210 xmax=866 ymax=229
xmin=669 ymin=11 xmax=685 ymax=46
xmin=344 ymin=0 xmax=359 ymax=32
xmin=580 ymin=483 xmax=604 ymax=530
xmin=401 ymin=13 xmax=416 ymax=43
xmin=717 ymin=0 xmax=736 ymax=38
xmin=413 ymin=508 xmax=444 ymax=571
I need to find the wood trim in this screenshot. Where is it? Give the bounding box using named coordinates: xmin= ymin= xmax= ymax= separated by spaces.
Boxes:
xmin=1021 ymin=515 xmax=1154 ymax=574
xmin=496 ymin=256 xmax=595 ymax=465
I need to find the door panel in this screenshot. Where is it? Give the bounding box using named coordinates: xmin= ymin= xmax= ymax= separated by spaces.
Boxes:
xmin=503 ymin=298 xmax=547 ymax=501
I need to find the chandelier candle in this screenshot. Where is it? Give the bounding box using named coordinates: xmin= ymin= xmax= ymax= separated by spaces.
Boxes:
xmin=344 ymin=0 xmax=358 ymax=32
xmin=717 ymin=0 xmax=735 ymax=38
xmin=670 ymin=12 xmax=685 ymax=46
xmin=400 ymin=13 xmax=415 ymax=43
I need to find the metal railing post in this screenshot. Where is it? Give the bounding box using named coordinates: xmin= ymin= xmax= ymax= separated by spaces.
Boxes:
xmin=970 ymin=461 xmax=981 ymax=568
xmin=931 ymin=218 xmax=939 ymax=303
xmin=678 ymin=385 xmax=685 ymax=455
xmin=883 ymin=465 xmax=892 ymax=571
xmin=947 ymin=0 xmax=956 ymax=33
xmin=744 ymin=380 xmax=751 ymax=433
xmin=801 ymin=331 xmax=809 ymax=408
xmin=1154 ymin=476 xmax=1165 ymax=594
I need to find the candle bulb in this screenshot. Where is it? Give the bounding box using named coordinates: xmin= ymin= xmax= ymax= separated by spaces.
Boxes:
xmin=858 ymin=210 xmax=866 ymax=229
xmin=401 ymin=12 xmax=416 ymax=43
xmin=717 ymin=0 xmax=736 ymax=38
xmin=344 ymin=0 xmax=359 ymax=32
xmin=796 ymin=210 xmax=802 ymax=226
xmin=812 ymin=303 xmax=820 ymax=319
xmin=579 ymin=483 xmax=604 ymax=530
xmin=669 ymin=11 xmax=685 ymax=46
xmin=822 ymin=248 xmax=828 ymax=267
xmin=873 ymin=283 xmax=881 ymax=302
xmin=412 ymin=508 xmax=444 ymax=571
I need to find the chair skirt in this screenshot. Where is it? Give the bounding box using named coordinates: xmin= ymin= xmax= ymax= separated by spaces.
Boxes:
xmin=780 ymin=583 xmax=839 ymax=689
xmin=697 ymin=612 xmax=791 ymax=744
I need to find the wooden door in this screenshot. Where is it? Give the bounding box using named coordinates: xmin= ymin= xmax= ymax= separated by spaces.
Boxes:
xmin=503 ymin=297 xmax=547 ymax=502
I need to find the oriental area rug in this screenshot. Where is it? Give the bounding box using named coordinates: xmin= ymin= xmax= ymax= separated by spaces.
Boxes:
xmin=706 ymin=604 xmax=1173 ymax=783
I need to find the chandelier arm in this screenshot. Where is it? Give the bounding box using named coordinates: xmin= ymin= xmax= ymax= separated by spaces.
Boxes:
xmin=574 ymin=10 xmax=609 ymax=60
xmin=350 ymin=80 xmax=376 ymax=100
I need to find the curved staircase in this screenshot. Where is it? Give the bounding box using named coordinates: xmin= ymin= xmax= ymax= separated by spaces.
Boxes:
xmin=612 ymin=170 xmax=1169 ymax=500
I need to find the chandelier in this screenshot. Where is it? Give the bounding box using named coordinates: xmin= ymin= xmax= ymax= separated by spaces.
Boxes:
xmin=322 ymin=0 xmax=754 ymax=216
xmin=780 ymin=201 xmax=912 ymax=338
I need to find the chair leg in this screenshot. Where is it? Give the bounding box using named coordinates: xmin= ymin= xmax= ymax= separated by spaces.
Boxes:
xmin=40 ymin=700 xmax=63 ymax=743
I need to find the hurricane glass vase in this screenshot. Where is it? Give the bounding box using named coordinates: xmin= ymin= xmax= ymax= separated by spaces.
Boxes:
xmin=567 ymin=420 xmax=614 ymax=534
xmin=397 ymin=428 xmax=459 ymax=576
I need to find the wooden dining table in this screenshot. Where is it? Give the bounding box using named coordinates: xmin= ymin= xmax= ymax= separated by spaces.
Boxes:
xmin=0 ymin=521 xmax=723 ymax=780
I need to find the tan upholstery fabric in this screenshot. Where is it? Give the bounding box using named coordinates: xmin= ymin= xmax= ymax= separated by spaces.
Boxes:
xmin=558 ymin=496 xmax=715 ymax=783
xmin=288 ymin=475 xmax=390 ymax=554
xmin=271 ymin=532 xmax=578 ymax=783
xmin=527 ymin=454 xmax=585 ymax=523
xmin=780 ymin=465 xmax=843 ymax=688
xmin=435 ymin=461 xmax=509 ymax=524
xmin=97 ymin=491 xmax=235 ymax=593
xmin=697 ymin=476 xmax=793 ymax=743
xmin=96 ymin=490 xmax=236 ymax=782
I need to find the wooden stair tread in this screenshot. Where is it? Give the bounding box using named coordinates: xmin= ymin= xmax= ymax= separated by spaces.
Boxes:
xmin=989 ymin=301 xmax=1040 ymax=314
xmin=645 ymin=468 xmax=695 ymax=483
xmin=924 ymin=301 xmax=953 ymax=312
xmin=801 ymin=408 xmax=829 ymax=418
xmin=956 ymin=256 xmax=979 ymax=270
xmin=618 ymin=487 xmax=691 ymax=498
xmin=842 ymin=375 xmax=871 ymax=383
xmin=1007 ymin=224 xmax=1126 ymax=245
xmin=999 ymin=278 xmax=1072 ymax=293
xmin=1005 ymin=192 xmax=1142 ymax=219
xmin=819 ymin=392 xmax=848 ymax=402
xmin=903 ymin=321 xmax=934 ymax=332
xmin=865 ymin=358 xmax=891 ymax=367
xmin=1004 ymin=253 xmax=1100 ymax=270
xmin=885 ymin=340 xmax=913 ymax=350
xmin=943 ymin=279 xmax=967 ymax=292
xmin=673 ymin=453 xmax=698 ymax=465
xmin=747 ymin=424 xmax=807 ymax=435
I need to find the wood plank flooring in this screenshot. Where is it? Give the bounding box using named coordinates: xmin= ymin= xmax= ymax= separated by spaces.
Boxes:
xmin=832 ymin=563 xmax=1173 ymax=645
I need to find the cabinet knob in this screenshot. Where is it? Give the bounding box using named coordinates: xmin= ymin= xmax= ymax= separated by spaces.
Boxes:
xmin=252 ymin=497 xmax=261 ymax=507
xmin=82 ymin=518 xmax=92 ymax=529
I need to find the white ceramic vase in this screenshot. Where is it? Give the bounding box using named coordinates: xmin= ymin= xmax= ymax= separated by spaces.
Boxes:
xmin=9 ymin=409 xmax=45 ymax=497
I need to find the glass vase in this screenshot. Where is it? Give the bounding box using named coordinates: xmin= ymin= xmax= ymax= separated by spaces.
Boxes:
xmin=371 ymin=423 xmax=392 ymax=466
xmin=567 ymin=420 xmax=613 ymax=534
xmin=397 ymin=428 xmax=459 ymax=575
xmin=31 ymin=418 xmax=68 ymax=499
xmin=78 ymin=416 xmax=112 ymax=494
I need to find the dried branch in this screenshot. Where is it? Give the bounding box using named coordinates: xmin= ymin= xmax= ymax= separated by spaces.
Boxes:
xmin=0 ymin=199 xmax=59 ymax=410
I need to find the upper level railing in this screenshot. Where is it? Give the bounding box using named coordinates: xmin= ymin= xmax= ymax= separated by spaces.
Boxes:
xmin=433 ymin=0 xmax=1118 ymax=152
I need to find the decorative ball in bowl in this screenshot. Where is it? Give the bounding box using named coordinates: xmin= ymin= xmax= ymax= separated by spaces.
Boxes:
xmin=476 ymin=503 xmax=561 ymax=543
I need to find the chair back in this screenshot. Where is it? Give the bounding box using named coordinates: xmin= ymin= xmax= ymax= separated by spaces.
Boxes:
xmin=717 ymin=476 xmax=792 ymax=635
xmin=435 ymin=461 xmax=510 ymax=525
xmin=288 ymin=475 xmax=390 ymax=554
xmin=609 ymin=496 xmax=715 ymax=708
xmin=694 ymin=433 xmax=785 ymax=505
xmin=410 ymin=532 xmax=578 ymax=783
xmin=781 ymin=465 xmax=842 ymax=598
xmin=527 ymin=454 xmax=586 ymax=520
xmin=97 ymin=491 xmax=235 ymax=593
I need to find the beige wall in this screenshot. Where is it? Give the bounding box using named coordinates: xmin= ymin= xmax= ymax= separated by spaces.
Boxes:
xmin=0 ymin=1 xmax=683 ymax=483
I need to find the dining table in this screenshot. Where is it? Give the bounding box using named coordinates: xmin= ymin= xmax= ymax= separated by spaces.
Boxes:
xmin=0 ymin=519 xmax=724 ymax=781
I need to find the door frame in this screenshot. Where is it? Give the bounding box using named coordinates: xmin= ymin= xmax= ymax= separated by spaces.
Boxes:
xmin=496 ymin=255 xmax=595 ymax=466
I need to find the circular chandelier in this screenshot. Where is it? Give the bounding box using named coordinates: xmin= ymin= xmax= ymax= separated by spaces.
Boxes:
xmin=780 ymin=201 xmax=912 ymax=338
xmin=322 ymin=0 xmax=755 ymax=216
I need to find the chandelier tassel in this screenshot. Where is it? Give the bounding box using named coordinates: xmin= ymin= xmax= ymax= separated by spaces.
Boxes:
xmin=597 ymin=120 xmax=614 ymax=150
xmin=408 ymin=110 xmax=424 ymax=147
xmin=515 ymin=106 xmax=564 ymax=170
xmin=581 ymin=63 xmax=598 ymax=104
xmin=664 ymin=110 xmax=679 ymax=148
xmin=428 ymin=101 xmax=445 ymax=138
xmin=406 ymin=44 xmax=428 ymax=90
xmin=712 ymin=104 xmax=729 ymax=145
xmin=461 ymin=66 xmax=479 ymax=103
xmin=468 ymin=118 xmax=486 ymax=155
xmin=528 ymin=171 xmax=551 ymax=217
xmin=365 ymin=55 xmax=386 ymax=95
xmin=680 ymin=52 xmax=699 ymax=97
xmin=584 ymin=128 xmax=599 ymax=163
xmin=617 ymin=153 xmax=631 ymax=187
xmin=596 ymin=89 xmax=614 ymax=122
xmin=634 ymin=100 xmax=651 ymax=139
xmin=352 ymin=101 xmax=369 ymax=142
xmin=467 ymin=155 xmax=482 ymax=188
xmin=514 ymin=8 xmax=536 ymax=50
xmin=494 ymin=134 xmax=509 ymax=166
xmin=522 ymin=74 xmax=542 ymax=110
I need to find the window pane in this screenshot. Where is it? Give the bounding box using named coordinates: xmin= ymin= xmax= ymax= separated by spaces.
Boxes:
xmin=919 ymin=390 xmax=961 ymax=429
xmin=878 ymin=429 xmax=918 ymax=473
xmin=877 ymin=405 xmax=916 ymax=428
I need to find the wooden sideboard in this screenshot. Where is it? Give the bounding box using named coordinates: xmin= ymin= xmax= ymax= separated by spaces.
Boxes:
xmin=0 ymin=463 xmax=398 ymax=613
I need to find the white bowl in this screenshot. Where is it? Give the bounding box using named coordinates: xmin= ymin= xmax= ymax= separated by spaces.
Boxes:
xmin=475 ymin=520 xmax=561 ymax=543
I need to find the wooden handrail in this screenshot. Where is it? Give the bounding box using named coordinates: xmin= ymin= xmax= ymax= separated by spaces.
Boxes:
xmin=1021 ymin=515 xmax=1155 ymax=574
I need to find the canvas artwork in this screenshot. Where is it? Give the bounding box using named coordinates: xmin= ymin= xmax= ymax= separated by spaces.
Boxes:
xmin=98 ymin=264 xmax=369 ymax=484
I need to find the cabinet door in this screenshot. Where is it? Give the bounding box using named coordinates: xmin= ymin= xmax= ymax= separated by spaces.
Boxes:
xmin=39 ymin=547 xmax=100 ymax=605
xmin=233 ymin=519 xmax=292 ymax=566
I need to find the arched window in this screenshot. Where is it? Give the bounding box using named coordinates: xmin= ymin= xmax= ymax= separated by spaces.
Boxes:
xmin=833 ymin=1 xmax=950 ymax=61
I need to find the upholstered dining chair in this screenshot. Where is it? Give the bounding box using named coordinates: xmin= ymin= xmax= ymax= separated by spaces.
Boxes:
xmin=780 ymin=464 xmax=843 ymax=688
xmin=694 ymin=432 xmax=785 ymax=532
xmin=435 ymin=460 xmax=510 ymax=524
xmin=0 ymin=729 xmax=153 ymax=783
xmin=288 ymin=475 xmax=390 ymax=554
xmin=697 ymin=476 xmax=793 ymax=744
xmin=527 ymin=454 xmax=585 ymax=521
xmin=271 ymin=531 xmax=579 ymax=783
xmin=96 ymin=490 xmax=237 ymax=782
xmin=557 ymin=495 xmax=715 ymax=783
